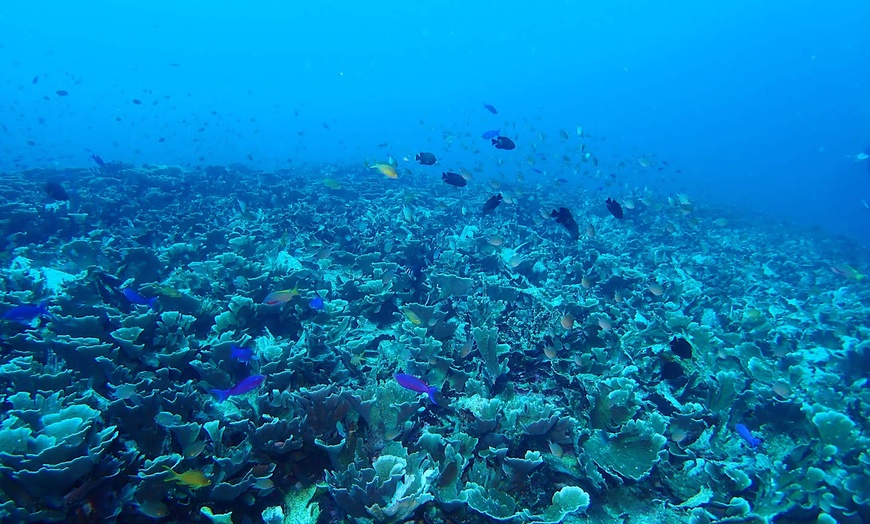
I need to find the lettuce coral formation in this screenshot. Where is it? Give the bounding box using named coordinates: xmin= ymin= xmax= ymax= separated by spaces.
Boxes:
xmin=0 ymin=163 xmax=867 ymax=524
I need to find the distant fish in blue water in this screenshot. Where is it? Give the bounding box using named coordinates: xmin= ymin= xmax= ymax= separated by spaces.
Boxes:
xmin=482 ymin=194 xmax=503 ymax=215
xmin=481 ymin=129 xmax=500 ymax=139
xmin=415 ymin=152 xmax=436 ymax=165
xmin=483 ymin=103 xmax=498 ymax=114
xmin=735 ymin=423 xmax=762 ymax=448
xmin=44 ymin=180 xmax=69 ymax=201
xmin=2 ymin=300 xmax=53 ymax=326
xmin=551 ymin=207 xmax=579 ymax=240
xmin=442 ymin=172 xmax=467 ymax=187
xmin=491 ymin=136 xmax=515 ymax=150
xmin=605 ymin=198 xmax=624 ymax=219
xmin=394 ymin=373 xmax=439 ymax=405
xmin=230 ymin=344 xmax=258 ymax=363
xmin=122 ymin=288 xmax=158 ymax=309
xmin=91 ymin=154 xmax=105 ymax=167
xmin=211 ymin=374 xmax=265 ymax=402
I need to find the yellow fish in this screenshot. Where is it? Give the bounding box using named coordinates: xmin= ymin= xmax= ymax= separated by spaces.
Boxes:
xmin=155 ymin=285 xmax=182 ymax=298
xmin=403 ymin=308 xmax=422 ymax=325
xmin=370 ymin=163 xmax=398 ymax=179
xmin=832 ymin=264 xmax=865 ymax=281
xmin=263 ymin=285 xmax=299 ymax=305
xmin=323 ymin=178 xmax=342 ymax=189
xmin=163 ymin=465 xmax=211 ymax=489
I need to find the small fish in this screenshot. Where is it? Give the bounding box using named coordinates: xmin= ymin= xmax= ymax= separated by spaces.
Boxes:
xmin=442 ymin=172 xmax=467 ymax=187
xmin=210 ymin=374 xmax=266 ymax=402
xmin=122 ymin=288 xmax=158 ymax=309
xmin=551 ymin=207 xmax=579 ymax=240
xmin=2 ymin=300 xmax=53 ymax=326
xmin=491 ymin=136 xmax=516 ymax=150
xmin=134 ymin=500 xmax=169 ymax=519
xmin=163 ymin=465 xmax=211 ymax=489
xmin=370 ymin=163 xmax=398 ymax=179
xmin=263 ymin=286 xmax=299 ymax=305
xmin=735 ymin=423 xmax=763 ymax=449
xmin=669 ymin=337 xmax=692 ymax=359
xmin=481 ymin=129 xmax=500 ymax=139
xmin=55 ymin=89 xmax=69 ymax=97
xmin=132 ymin=98 xmax=142 ymax=105
xmin=44 ymin=181 xmax=69 ymax=201
xmin=309 ymin=294 xmax=325 ymax=310
xmin=415 ymin=152 xmax=436 ymax=165
xmin=482 ymin=194 xmax=503 ymax=215
xmin=323 ymin=178 xmax=341 ymax=189
xmin=394 ymin=373 xmax=439 ymax=405
xmin=91 ymin=154 xmax=105 ymax=167
xmin=403 ymin=308 xmax=422 ymax=325
xmin=605 ymin=198 xmax=624 ymax=219
xmin=831 ymin=264 xmax=865 ymax=281
xmin=32 ymin=76 xmax=38 ymax=84
xmin=483 ymin=103 xmax=498 ymax=114
xmin=230 ymin=344 xmax=258 ymax=363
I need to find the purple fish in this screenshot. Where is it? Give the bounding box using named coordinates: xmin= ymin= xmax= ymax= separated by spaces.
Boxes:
xmin=481 ymin=129 xmax=500 ymax=139
xmin=394 ymin=373 xmax=438 ymax=405
xmin=211 ymin=374 xmax=265 ymax=402
xmin=2 ymin=300 xmax=52 ymax=325
xmin=230 ymin=344 xmax=258 ymax=363
xmin=309 ymin=295 xmax=325 ymax=310
xmin=122 ymin=288 xmax=157 ymax=309
xmin=735 ymin=423 xmax=762 ymax=448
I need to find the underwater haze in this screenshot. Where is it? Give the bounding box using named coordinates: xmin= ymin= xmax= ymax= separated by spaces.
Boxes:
xmin=3 ymin=1 xmax=870 ymax=242
xmin=1 ymin=1 xmax=870 ymax=524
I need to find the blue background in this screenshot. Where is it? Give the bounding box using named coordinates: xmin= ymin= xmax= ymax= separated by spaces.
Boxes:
xmin=1 ymin=1 xmax=868 ymax=243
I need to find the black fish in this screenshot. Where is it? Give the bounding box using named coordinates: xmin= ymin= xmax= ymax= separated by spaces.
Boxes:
xmin=491 ymin=136 xmax=515 ymax=150
xmin=483 ymin=103 xmax=498 ymax=114
xmin=44 ymin=181 xmax=69 ymax=201
xmin=416 ymin=152 xmax=436 ymax=165
xmin=482 ymin=194 xmax=503 ymax=214
xmin=55 ymin=89 xmax=69 ymax=97
xmin=550 ymin=207 xmax=579 ymax=240
xmin=669 ymin=336 xmax=692 ymax=359
xmin=91 ymin=154 xmax=105 ymax=167
xmin=605 ymin=198 xmax=623 ymax=219
xmin=442 ymin=172 xmax=467 ymax=187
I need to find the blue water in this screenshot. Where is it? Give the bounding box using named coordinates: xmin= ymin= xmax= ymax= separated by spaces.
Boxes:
xmin=2 ymin=1 xmax=869 ymax=242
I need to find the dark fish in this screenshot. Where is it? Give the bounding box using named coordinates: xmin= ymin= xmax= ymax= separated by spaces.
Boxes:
xmin=415 ymin=152 xmax=436 ymax=165
xmin=483 ymin=103 xmax=498 ymax=114
xmin=482 ymin=194 xmax=503 ymax=214
xmin=491 ymin=136 xmax=515 ymax=150
xmin=91 ymin=154 xmax=105 ymax=167
xmin=605 ymin=198 xmax=623 ymax=219
xmin=550 ymin=207 xmax=579 ymax=240
xmin=132 ymin=99 xmax=142 ymax=105
xmin=481 ymin=129 xmax=500 ymax=139
xmin=442 ymin=172 xmax=467 ymax=187
xmin=55 ymin=89 xmax=69 ymax=97
xmin=44 ymin=181 xmax=69 ymax=201
xmin=32 ymin=76 xmax=38 ymax=84
xmin=669 ymin=336 xmax=692 ymax=359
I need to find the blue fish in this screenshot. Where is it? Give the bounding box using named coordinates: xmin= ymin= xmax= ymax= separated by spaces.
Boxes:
xmin=2 ymin=300 xmax=53 ymax=325
xmin=122 ymin=288 xmax=157 ymax=309
xmin=481 ymin=129 xmax=500 ymax=139
xmin=309 ymin=295 xmax=325 ymax=311
xmin=394 ymin=373 xmax=439 ymax=405
xmin=230 ymin=344 xmax=258 ymax=363
xmin=735 ymin=423 xmax=762 ymax=448
xmin=211 ymin=374 xmax=265 ymax=402
xmin=483 ymin=103 xmax=498 ymax=115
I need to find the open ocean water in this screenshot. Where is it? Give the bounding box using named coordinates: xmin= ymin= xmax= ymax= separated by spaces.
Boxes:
xmin=1 ymin=1 xmax=869 ymax=523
